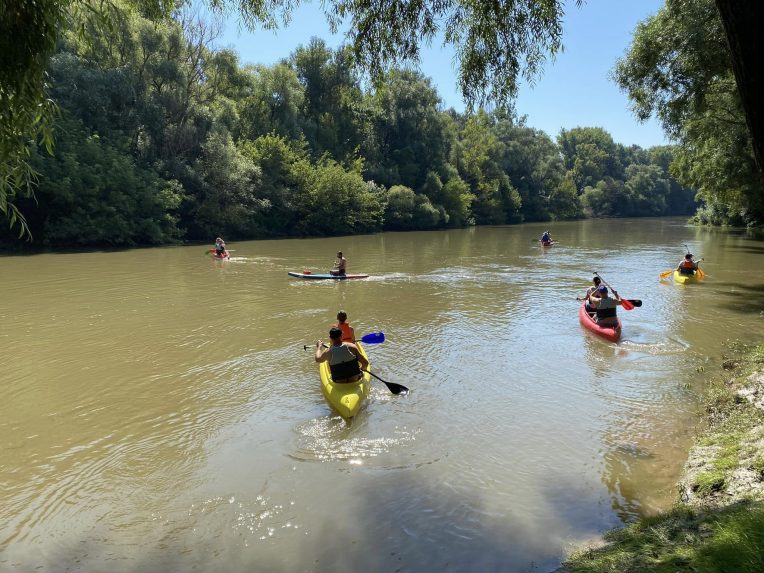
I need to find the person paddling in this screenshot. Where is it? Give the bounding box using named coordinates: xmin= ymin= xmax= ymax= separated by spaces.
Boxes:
xmin=315 ymin=327 xmax=369 ymax=383
xmin=330 ymin=251 xmax=347 ymax=276
xmin=677 ymin=253 xmax=698 ymax=276
xmin=588 ymin=285 xmax=623 ymax=326
xmin=541 ymin=230 xmax=553 ymax=245
xmin=578 ymin=276 xmax=602 ymax=313
xmin=214 ymin=237 xmax=227 ymax=257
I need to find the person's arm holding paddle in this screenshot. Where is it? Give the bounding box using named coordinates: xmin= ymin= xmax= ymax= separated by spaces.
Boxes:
xmin=315 ymin=340 xmax=330 ymax=363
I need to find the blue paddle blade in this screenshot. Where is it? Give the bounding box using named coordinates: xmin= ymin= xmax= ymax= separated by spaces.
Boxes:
xmin=360 ymin=332 xmax=385 ymax=344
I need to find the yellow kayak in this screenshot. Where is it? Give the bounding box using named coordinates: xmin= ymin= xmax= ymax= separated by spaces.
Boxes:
xmin=319 ymin=343 xmax=371 ymax=419
xmin=673 ymin=269 xmax=701 ymax=284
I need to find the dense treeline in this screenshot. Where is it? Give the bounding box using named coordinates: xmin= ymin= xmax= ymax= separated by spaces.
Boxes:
xmin=4 ymin=5 xmax=696 ymax=247
xmin=615 ymin=0 xmax=763 ymax=227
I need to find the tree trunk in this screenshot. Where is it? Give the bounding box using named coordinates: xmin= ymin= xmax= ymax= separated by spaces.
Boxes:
xmin=715 ymin=0 xmax=764 ymax=185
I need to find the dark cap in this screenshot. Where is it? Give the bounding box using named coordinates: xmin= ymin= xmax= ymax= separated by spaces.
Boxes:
xmin=329 ymin=327 xmax=343 ymax=339
xmin=597 ymin=285 xmax=608 ymax=293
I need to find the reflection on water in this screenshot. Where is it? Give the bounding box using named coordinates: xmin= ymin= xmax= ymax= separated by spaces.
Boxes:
xmin=2 ymin=218 xmax=764 ymax=571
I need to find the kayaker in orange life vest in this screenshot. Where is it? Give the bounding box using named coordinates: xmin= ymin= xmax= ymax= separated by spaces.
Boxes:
xmin=315 ymin=327 xmax=369 ymax=383
xmin=332 ymin=310 xmax=356 ymax=342
xmin=588 ymin=285 xmax=623 ymax=327
xmin=677 ymin=253 xmax=698 ymax=275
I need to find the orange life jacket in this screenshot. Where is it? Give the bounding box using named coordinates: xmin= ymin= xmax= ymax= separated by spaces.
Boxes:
xmin=332 ymin=322 xmax=354 ymax=342
xmin=679 ymin=260 xmax=696 ymax=270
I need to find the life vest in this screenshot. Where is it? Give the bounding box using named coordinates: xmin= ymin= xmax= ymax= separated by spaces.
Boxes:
xmin=328 ymin=344 xmax=361 ymax=381
xmin=679 ymin=260 xmax=696 ymax=275
xmin=596 ymin=307 xmax=617 ymax=320
xmin=595 ymin=297 xmax=618 ymax=320
xmin=335 ymin=322 xmax=353 ymax=342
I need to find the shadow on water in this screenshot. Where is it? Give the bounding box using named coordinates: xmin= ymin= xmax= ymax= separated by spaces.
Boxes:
xmin=714 ymin=282 xmax=764 ymax=313
xmin=26 ymin=470 xmax=599 ymax=573
xmin=723 ymin=245 xmax=764 ymax=255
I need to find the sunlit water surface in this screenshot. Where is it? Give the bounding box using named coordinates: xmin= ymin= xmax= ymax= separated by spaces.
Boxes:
xmin=2 ymin=218 xmax=764 ymax=572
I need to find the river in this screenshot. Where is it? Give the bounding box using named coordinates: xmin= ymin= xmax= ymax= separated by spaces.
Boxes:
xmin=2 ymin=217 xmax=763 ymax=572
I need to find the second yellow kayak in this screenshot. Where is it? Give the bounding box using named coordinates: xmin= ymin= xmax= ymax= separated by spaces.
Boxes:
xmin=673 ymin=269 xmax=701 ymax=284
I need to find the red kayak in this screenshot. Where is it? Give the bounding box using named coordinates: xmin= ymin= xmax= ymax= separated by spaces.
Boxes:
xmin=209 ymin=249 xmax=230 ymax=260
xmin=579 ymin=303 xmax=621 ymax=342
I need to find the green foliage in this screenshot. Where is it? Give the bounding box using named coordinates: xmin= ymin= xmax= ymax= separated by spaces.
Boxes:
xmin=548 ymin=174 xmax=583 ymax=220
xmin=581 ymin=178 xmax=623 ymax=218
xmin=439 ymin=172 xmax=474 ymax=227
xmin=296 ymin=156 xmax=384 ymax=235
xmin=0 ymin=0 xmax=61 ymax=237
xmin=30 ymin=116 xmax=182 ymax=245
xmin=188 ymin=132 xmax=264 ymax=239
xmin=291 ymin=40 xmax=364 ymax=161
xmin=364 ymin=69 xmax=450 ymax=191
xmin=558 ymin=127 xmax=623 ymax=190
xmin=0 ymin=1 xmax=706 ymax=247
xmin=242 ymin=133 xmax=383 ymax=236
xmin=455 ymin=110 xmax=520 ymax=224
xmin=615 ymin=0 xmax=762 ymax=225
xmin=238 ymin=63 xmax=305 ymax=141
xmin=496 ymin=119 xmax=565 ymax=220
xmin=624 ymin=163 xmax=670 ymax=216
xmin=384 ymin=185 xmax=441 ymax=231
xmin=563 ymin=502 xmax=764 ymax=573
xmin=326 ymin=0 xmax=570 ymax=109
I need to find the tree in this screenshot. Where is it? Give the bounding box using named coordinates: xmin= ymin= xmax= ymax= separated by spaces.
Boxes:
xmin=714 ymin=0 xmax=764 ymax=183
xmin=364 ymin=69 xmax=450 ymax=191
xmin=291 ymin=39 xmax=364 ymax=161
xmin=495 ymin=118 xmax=565 ymax=221
xmin=557 ymin=127 xmax=622 ymax=190
xmin=6 ymin=0 xmax=764 ymax=233
xmin=0 ymin=0 xmax=173 ymax=235
xmin=614 ymin=0 xmax=761 ymax=224
xmin=1 ymin=0 xmax=576 ymax=234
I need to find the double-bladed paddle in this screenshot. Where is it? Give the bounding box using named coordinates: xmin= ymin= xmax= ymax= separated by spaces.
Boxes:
xmin=577 ymin=297 xmax=642 ymax=307
xmin=304 ymin=332 xmax=409 ymax=395
xmin=303 ymin=332 xmax=384 ymax=349
xmin=592 ymin=272 xmax=636 ymax=310
xmin=660 ymin=258 xmax=704 ymax=280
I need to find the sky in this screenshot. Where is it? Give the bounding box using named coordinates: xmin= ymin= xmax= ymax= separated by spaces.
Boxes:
xmin=215 ymin=0 xmax=669 ymax=149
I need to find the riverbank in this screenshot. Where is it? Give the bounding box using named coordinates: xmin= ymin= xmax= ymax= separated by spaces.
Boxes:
xmin=558 ymin=342 xmax=764 ymax=572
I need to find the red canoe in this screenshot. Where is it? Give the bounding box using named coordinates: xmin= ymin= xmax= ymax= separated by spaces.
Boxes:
xmin=579 ymin=303 xmax=621 ymax=342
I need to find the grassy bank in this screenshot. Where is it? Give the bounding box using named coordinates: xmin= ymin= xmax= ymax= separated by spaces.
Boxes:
xmin=559 ymin=342 xmax=764 ymax=573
